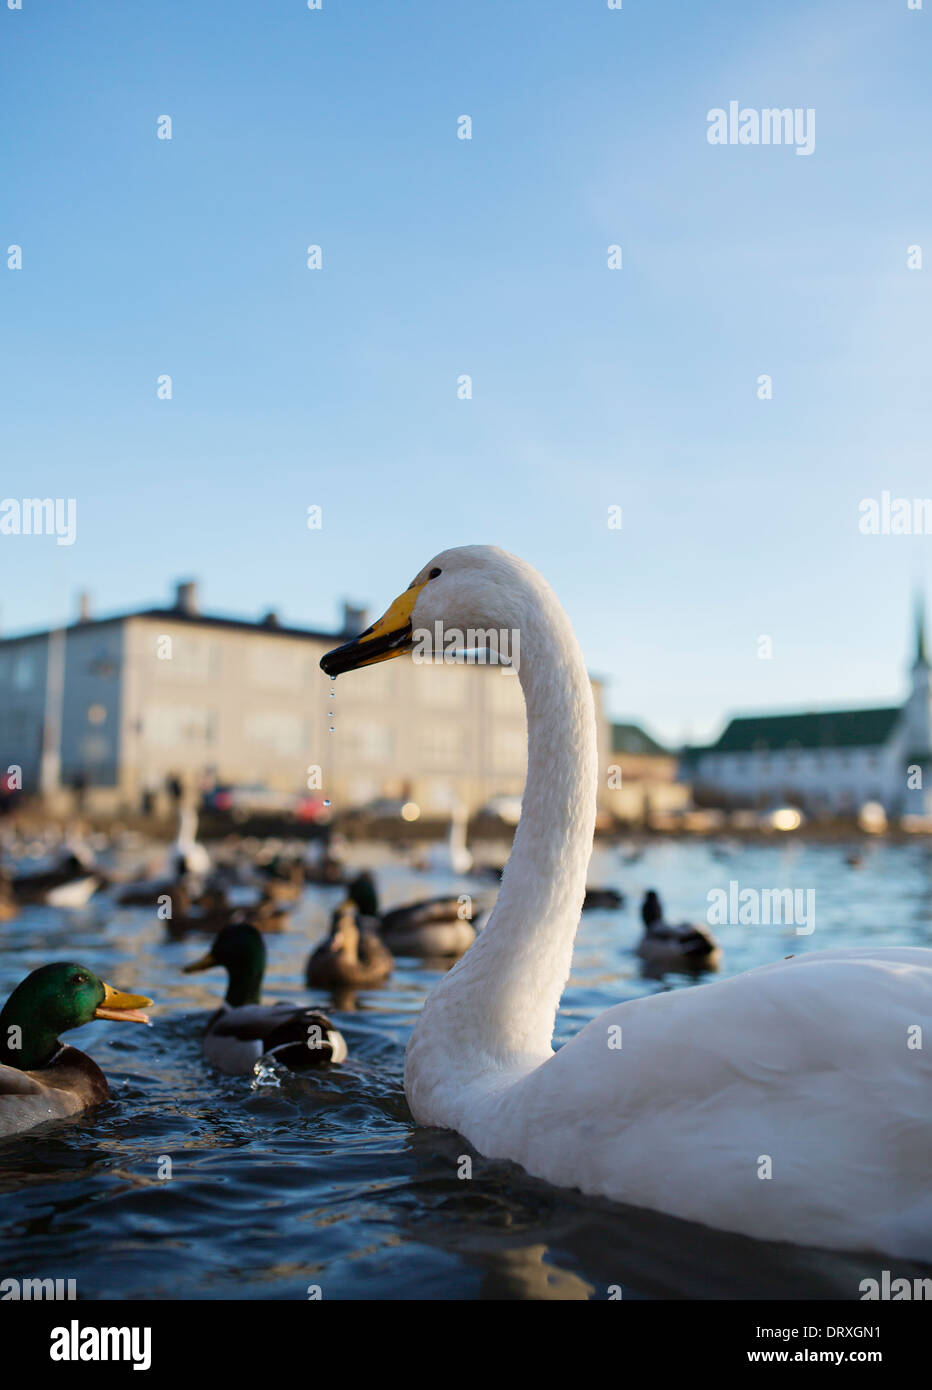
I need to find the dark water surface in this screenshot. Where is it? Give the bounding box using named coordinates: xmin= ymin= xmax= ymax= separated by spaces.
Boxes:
xmin=1 ymin=838 xmax=930 ymax=1300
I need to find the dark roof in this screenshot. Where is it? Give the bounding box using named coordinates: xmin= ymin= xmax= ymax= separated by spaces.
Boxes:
xmin=611 ymin=722 xmax=669 ymax=756
xmin=131 ymin=608 xmax=341 ymax=643
xmin=0 ymin=607 xmax=344 ymax=647
xmin=706 ymin=707 xmax=902 ymax=754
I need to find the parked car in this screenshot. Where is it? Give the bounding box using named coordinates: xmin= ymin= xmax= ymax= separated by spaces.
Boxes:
xmin=202 ymin=784 xmax=328 ymax=823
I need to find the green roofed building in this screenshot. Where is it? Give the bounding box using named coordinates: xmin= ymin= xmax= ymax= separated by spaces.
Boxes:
xmin=679 ymin=600 xmax=932 ymax=817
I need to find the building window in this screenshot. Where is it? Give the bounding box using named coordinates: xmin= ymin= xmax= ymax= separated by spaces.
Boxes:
xmin=145 ymin=705 xmax=215 ymax=746
xmin=244 ymin=712 xmax=305 ymax=756
xmin=421 ymin=724 xmax=465 ymax=767
xmin=12 ymin=655 xmax=35 ymax=691
xmin=247 ymin=644 xmax=307 ymax=690
xmin=153 ymin=636 xmax=215 ymax=682
xmin=340 ymin=724 xmax=393 ymax=763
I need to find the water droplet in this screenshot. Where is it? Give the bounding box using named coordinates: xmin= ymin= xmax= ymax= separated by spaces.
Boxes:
xmin=323 ymin=799 xmax=331 ymax=807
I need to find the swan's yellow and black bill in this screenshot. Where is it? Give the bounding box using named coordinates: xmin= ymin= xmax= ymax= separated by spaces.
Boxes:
xmin=320 ymin=581 xmax=426 ymax=677
xmin=183 ymin=951 xmax=217 ymax=974
xmin=94 ymin=982 xmax=153 ymax=1024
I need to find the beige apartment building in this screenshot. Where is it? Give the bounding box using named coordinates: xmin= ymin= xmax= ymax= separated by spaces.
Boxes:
xmin=0 ymin=581 xmax=612 ymax=817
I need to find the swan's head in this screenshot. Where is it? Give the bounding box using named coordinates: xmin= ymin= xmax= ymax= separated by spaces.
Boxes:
xmin=320 ymin=545 xmax=534 ymax=677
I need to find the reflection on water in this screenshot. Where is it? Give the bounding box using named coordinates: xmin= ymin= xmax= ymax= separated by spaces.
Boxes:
xmin=1 ymin=838 xmax=931 ymax=1300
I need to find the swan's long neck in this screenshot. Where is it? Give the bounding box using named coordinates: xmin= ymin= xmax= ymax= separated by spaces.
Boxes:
xmin=407 ymin=584 xmax=598 ymax=1087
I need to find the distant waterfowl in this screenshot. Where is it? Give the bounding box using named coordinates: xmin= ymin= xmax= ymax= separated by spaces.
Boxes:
xmin=480 ymin=863 xmax=623 ymax=911
xmin=306 ymin=900 xmax=394 ymax=989
xmin=0 ymin=871 xmax=19 ymax=921
xmin=183 ymin=922 xmax=346 ymax=1075
xmin=12 ymin=848 xmax=102 ymax=908
xmin=419 ymin=804 xmax=473 ymax=877
xmin=637 ymin=890 xmax=721 ymax=971
xmin=582 ymin=886 xmax=625 ymax=911
xmin=303 ymin=830 xmax=349 ymax=886
xmin=257 ymin=856 xmax=305 ymax=903
xmin=173 ymin=807 xmax=210 ymax=880
xmin=0 ymin=964 xmax=152 ymax=1137
xmin=320 ymin=544 xmax=932 ymax=1258
xmin=116 ymin=808 xmax=209 ymax=905
xmin=347 ymin=871 xmax=476 ymax=957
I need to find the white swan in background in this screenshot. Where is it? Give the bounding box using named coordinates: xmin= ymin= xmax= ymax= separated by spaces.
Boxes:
xmin=321 ymin=546 xmax=932 ymax=1259
xmin=173 ymin=808 xmax=210 ymax=880
xmin=422 ymin=802 xmax=473 ymax=877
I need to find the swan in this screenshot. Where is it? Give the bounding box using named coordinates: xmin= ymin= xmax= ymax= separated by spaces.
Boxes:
xmin=420 ymin=803 xmax=473 ymax=876
xmin=637 ymin=889 xmax=721 ymax=971
xmin=116 ymin=807 xmax=210 ymax=905
xmin=173 ymin=807 xmax=210 ymax=879
xmin=321 ymin=545 xmax=932 ymax=1258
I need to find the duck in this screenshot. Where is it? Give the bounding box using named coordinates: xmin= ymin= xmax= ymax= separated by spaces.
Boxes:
xmin=320 ymin=544 xmax=932 ymax=1259
xmin=257 ymin=856 xmax=305 ymax=903
xmin=479 ymin=863 xmax=623 ymax=910
xmin=183 ymin=922 xmax=347 ymax=1075
xmin=306 ymin=899 xmax=394 ymax=989
xmin=11 ymin=844 xmax=103 ymax=908
xmin=303 ymin=829 xmax=349 ymax=886
xmin=0 ymin=870 xmax=19 ymax=921
xmin=346 ymin=870 xmax=477 ymax=957
xmin=637 ymin=889 xmax=721 ymax=971
xmin=582 ymin=886 xmax=625 ymax=911
xmin=0 ymin=964 xmax=152 ymax=1137
xmin=163 ymin=885 xmax=289 ymax=937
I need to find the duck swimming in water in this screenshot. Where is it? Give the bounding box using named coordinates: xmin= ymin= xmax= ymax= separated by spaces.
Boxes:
xmin=184 ymin=922 xmax=346 ymax=1075
xmin=12 ymin=845 xmax=103 ymax=908
xmin=0 ymin=870 xmax=18 ymax=922
xmin=0 ymin=964 xmax=152 ymax=1137
xmin=306 ymin=899 xmax=394 ymax=989
xmin=346 ymin=871 xmax=477 ymax=957
xmin=637 ymin=890 xmax=721 ymax=971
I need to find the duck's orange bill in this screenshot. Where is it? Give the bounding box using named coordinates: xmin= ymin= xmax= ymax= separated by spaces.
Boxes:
xmin=94 ymin=982 xmax=153 ymax=1024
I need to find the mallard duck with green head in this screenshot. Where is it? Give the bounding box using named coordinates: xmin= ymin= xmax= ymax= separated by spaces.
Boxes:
xmin=0 ymin=964 xmax=152 ymax=1137
xmin=184 ymin=922 xmax=347 ymax=1075
xmin=347 ymin=871 xmax=478 ymax=957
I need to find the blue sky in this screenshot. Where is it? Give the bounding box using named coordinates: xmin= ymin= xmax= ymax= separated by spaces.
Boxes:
xmin=2 ymin=0 xmax=931 ymax=745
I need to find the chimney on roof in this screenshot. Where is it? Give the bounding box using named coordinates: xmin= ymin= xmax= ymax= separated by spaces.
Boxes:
xmin=261 ymin=610 xmax=280 ymax=628
xmin=342 ymin=602 xmax=368 ymax=637
xmin=77 ymin=591 xmax=92 ymax=623
xmin=174 ymin=580 xmax=198 ymax=615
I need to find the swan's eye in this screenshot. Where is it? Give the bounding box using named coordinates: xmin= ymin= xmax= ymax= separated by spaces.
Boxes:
xmin=428 ymin=567 xmax=442 ymax=579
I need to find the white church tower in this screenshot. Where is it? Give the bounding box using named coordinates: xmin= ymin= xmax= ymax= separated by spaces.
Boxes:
xmin=900 ymin=595 xmax=932 ymax=815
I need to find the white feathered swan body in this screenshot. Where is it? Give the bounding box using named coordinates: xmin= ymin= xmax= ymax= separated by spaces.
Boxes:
xmin=322 ymin=546 xmax=932 ymax=1259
